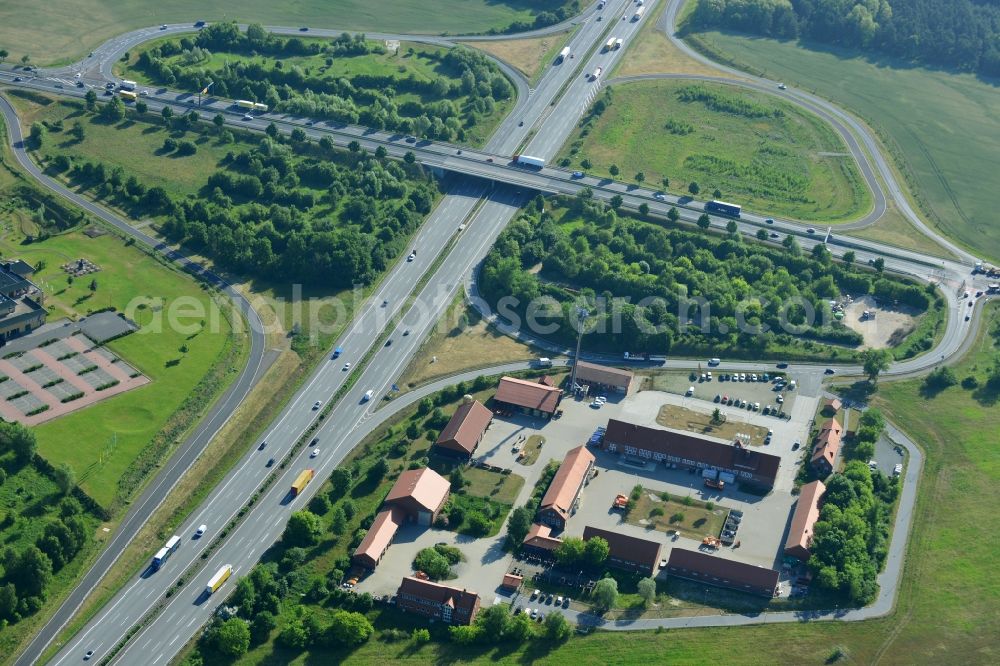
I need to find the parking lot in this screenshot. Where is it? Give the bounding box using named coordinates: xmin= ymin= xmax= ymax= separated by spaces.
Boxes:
xmin=357 ymin=372 xmax=820 ymax=602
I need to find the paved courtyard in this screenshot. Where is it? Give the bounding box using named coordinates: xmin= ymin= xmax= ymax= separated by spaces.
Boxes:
xmin=358 ymin=375 xmax=819 ymax=602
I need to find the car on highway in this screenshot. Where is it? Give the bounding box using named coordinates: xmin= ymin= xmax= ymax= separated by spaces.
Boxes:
xmin=385 ymin=339 xmax=392 ymax=347
xmin=299 ymin=26 xmax=309 ymax=31
xmin=266 ymin=458 xmax=274 ymax=467
xmin=807 ymin=227 xmax=816 ymax=234
xmin=765 ymin=218 xmax=774 ymax=224
xmin=258 ymin=441 xmax=267 ymax=450
xmin=76 ymin=81 xmax=84 ymax=87
xmin=343 ymin=362 xmax=351 ymax=370
xmin=105 ymin=82 xmax=115 ymax=89
xmin=572 ymin=171 xmax=584 ymax=178
xmin=13 ymin=77 xmax=22 ymax=82
xmin=312 ymin=400 xmax=322 ymax=410
xmin=310 ymin=448 xmax=320 ymax=458
xmin=968 ymin=301 xmax=974 ymax=307
xmin=404 ymin=136 xmax=416 ymax=143
xmin=825 ymin=368 xmax=836 ymax=374
xmin=403 ymin=329 xmax=410 ymax=336
xmin=75 ymin=72 xmax=81 ymax=78
xmin=778 ymin=83 xmax=787 ymax=90
xmin=965 ymin=315 xmax=971 ymax=321
xmin=654 ymin=192 xmax=666 ymax=200
xmin=84 ymin=650 xmax=94 ymax=660
xmin=196 ymin=525 xmax=207 ymax=537
xmin=776 ymin=362 xmax=788 ymax=368
xmin=242 ymin=114 xmax=253 ymax=121
xmin=141 ymin=89 xmax=149 ymax=96
xmin=362 ymin=390 xmax=374 ymax=402
xmin=407 ymin=252 xmax=416 ymax=262
xmin=160 ymin=24 xmax=167 ymax=30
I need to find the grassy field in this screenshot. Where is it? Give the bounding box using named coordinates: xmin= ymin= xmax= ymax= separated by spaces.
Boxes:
xmin=0 ymin=229 xmax=241 ymax=509
xmin=398 ymin=294 xmax=538 ymax=390
xmin=0 ymin=0 xmax=577 ymax=67
xmin=625 ymin=490 xmax=728 ymax=540
xmin=656 ymin=404 xmax=769 ymax=446
xmin=8 ymin=91 xmax=228 ymax=199
xmin=683 ymin=28 xmax=1000 ymax=263
xmin=613 ymin=1 xmax=724 ymax=79
xmin=466 ymin=28 xmax=575 ymax=84
xmin=845 ymin=203 xmax=957 ymax=260
xmin=561 ymin=79 xmax=872 ymax=222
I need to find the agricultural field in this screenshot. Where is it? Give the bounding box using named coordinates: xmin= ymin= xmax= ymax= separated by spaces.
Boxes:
xmin=0 ymin=0 xmax=580 ymax=67
xmin=682 ymin=28 xmax=1000 ymax=262
xmin=122 ymin=27 xmax=515 ymax=146
xmin=561 ymin=79 xmax=872 ymax=222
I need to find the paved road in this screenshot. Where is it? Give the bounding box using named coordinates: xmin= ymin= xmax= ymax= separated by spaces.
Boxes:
xmin=0 ymin=96 xmax=270 ymax=665
xmin=30 ymin=2 xmax=650 ymax=663
xmin=1 ymin=0 xmax=985 ymax=661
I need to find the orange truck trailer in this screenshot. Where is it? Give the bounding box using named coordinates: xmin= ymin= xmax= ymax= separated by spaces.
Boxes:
xmin=291 ymin=469 xmax=314 ymax=497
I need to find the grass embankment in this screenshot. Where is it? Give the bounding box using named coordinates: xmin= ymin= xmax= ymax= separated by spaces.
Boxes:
xmin=0 ymin=0 xmax=579 ymax=66
xmin=466 ymin=28 xmax=575 ymax=84
xmin=682 ymin=27 xmax=1000 ymax=263
xmin=613 ymin=1 xmax=722 ymax=78
xmin=846 ymin=204 xmax=957 ymax=261
xmin=398 ymin=293 xmax=537 ymax=391
xmin=561 ymin=79 xmax=872 ymax=223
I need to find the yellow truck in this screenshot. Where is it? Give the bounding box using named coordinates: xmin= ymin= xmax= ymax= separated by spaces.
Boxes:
xmin=291 ymin=468 xmax=314 ymax=497
xmin=205 ymin=564 xmax=233 ymax=595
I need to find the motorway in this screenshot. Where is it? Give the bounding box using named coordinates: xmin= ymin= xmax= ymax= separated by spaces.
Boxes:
xmin=0 ymin=0 xmax=990 ymax=662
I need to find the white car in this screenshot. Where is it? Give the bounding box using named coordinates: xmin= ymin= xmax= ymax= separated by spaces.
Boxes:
xmin=363 ymin=390 xmax=374 ymax=402
xmin=778 ymin=82 xmax=787 ymax=90
xmin=685 ymin=386 xmax=694 ymax=396
xmin=590 ymin=400 xmax=603 ymax=408
xmin=596 ymin=396 xmax=607 ymax=403
xmin=310 ymin=448 xmax=320 ymax=458
xmin=531 ymin=589 xmax=540 ymax=600
xmin=654 ymin=192 xmax=666 ymax=200
xmin=196 ymin=524 xmax=207 ymax=537
xmin=739 ymin=373 xmax=746 ymax=382
xmin=343 ymin=362 xmax=351 ymax=371
xmin=407 ymin=252 xmax=415 ymax=262
xmin=242 ymin=113 xmax=253 ymax=121
xmin=140 ymin=89 xmax=149 ymax=96
xmin=530 ymin=608 xmax=538 ymax=619
xmin=893 ymin=463 xmax=903 ymax=476
xmin=313 ymin=400 xmax=322 ymax=410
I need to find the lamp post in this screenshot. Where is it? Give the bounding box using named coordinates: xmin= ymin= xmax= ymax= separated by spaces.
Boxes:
xmin=570 ymin=307 xmax=589 ymax=391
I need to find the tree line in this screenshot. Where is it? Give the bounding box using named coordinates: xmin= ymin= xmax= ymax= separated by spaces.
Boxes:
xmin=690 ymin=0 xmax=1000 ymax=77
xmin=133 ymin=24 xmax=514 ymax=144
xmin=478 ymin=193 xmax=932 ymax=357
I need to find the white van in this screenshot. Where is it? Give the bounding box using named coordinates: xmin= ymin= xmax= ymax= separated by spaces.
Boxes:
xmin=362 ymin=390 xmax=374 ymax=402
xmin=708 ymin=358 xmax=721 ymax=366
xmin=538 ymin=357 xmax=553 ymax=367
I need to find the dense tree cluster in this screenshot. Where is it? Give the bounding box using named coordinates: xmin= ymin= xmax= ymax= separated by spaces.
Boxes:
xmin=690 ymin=0 xmax=1000 ymax=77
xmin=0 ymin=496 xmax=89 ymax=623
xmin=479 ymin=196 xmax=932 ymax=356
xmin=489 ymin=1 xmax=581 ymax=34
xmin=134 ymin=25 xmax=513 ymax=142
xmin=808 ymin=457 xmax=898 ymax=605
xmin=52 ymin=129 xmax=437 ymax=288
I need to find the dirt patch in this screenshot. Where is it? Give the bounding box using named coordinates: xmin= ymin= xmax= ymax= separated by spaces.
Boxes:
xmin=656 ymin=404 xmax=770 ymax=446
xmin=840 ymin=294 xmax=919 ymax=349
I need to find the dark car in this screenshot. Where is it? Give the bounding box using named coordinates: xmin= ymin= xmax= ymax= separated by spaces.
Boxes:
xmin=266 ymin=458 xmax=275 ymax=467
xmin=13 ymin=76 xmax=22 ymax=82
xmin=106 ymin=82 xmax=115 ymax=89
xmin=385 ymin=339 xmax=392 ymax=347
xmin=258 ymin=441 xmax=267 ymax=451
xmin=776 ymin=362 xmax=788 ymax=369
xmin=299 ymin=26 xmax=309 ymax=31
xmin=765 ymin=218 xmax=774 ymax=224
xmin=792 ymin=441 xmax=800 ymax=451
xmin=195 ymin=20 xmax=206 ymax=27
xmin=824 ymin=368 xmax=835 ymax=375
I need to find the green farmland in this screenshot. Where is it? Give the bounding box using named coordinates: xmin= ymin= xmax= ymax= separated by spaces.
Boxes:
xmin=683 ymin=29 xmax=1000 ymax=262
xmin=562 ymin=79 xmax=872 ymax=222
xmin=0 ymin=0 xmax=577 ymax=67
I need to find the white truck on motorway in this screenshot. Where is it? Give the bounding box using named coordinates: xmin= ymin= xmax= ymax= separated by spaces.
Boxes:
xmin=513 ymin=154 xmax=545 ymax=169
xmin=557 ymin=46 xmax=571 ymax=63
xmin=119 ymin=79 xmax=137 ymax=91
xmin=615 ymin=38 xmax=624 ymax=49
xmin=633 ymin=6 xmax=646 ymax=20
xmin=591 ymin=67 xmax=603 ymax=80
xmin=604 ymin=37 xmax=616 ymax=52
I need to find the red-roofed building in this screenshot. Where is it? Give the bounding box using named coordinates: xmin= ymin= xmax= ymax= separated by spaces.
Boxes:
xmin=784 ymin=480 xmax=826 ymax=560
xmin=811 ymin=419 xmax=842 ymax=476
xmin=522 ymin=523 xmax=562 ymax=557
xmin=352 ymin=506 xmax=405 ymax=570
xmin=538 ymin=445 xmax=595 ymax=530
xmin=495 ymin=376 xmax=562 ymax=418
xmin=433 ymin=399 xmax=493 ymax=459
xmin=582 ymin=525 xmax=661 ymax=576
xmin=384 ymin=467 xmax=451 ymax=526
xmin=352 ymin=468 xmax=450 ymax=571
xmin=396 ymin=576 xmax=481 ymax=625
xmin=501 ymin=573 xmax=523 ymax=591
xmin=667 ymin=548 xmax=779 ymax=597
